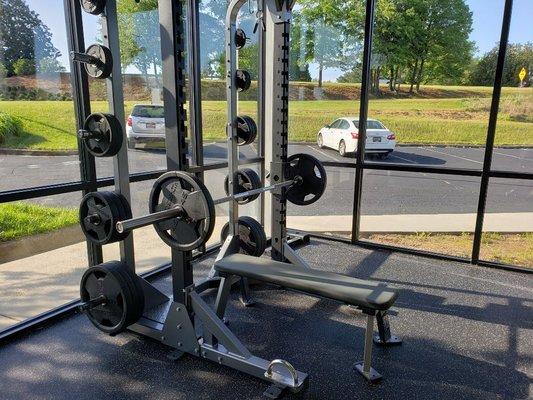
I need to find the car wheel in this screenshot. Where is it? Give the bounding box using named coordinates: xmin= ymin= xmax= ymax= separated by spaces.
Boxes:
xmin=317 ymin=133 xmax=324 ymax=148
xmin=127 ymin=140 xmax=135 ymax=150
xmin=338 ymin=140 xmax=347 ymax=157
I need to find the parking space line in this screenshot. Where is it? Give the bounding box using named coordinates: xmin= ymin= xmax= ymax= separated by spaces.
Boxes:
xmin=420 ymin=147 xmax=483 ymax=164
xmin=493 ymin=151 xmax=533 ymax=162
xmin=306 ymin=145 xmax=342 ymax=161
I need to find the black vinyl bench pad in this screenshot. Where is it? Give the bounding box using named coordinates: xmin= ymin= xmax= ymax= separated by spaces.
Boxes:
xmin=214 ymin=254 xmax=398 ymax=311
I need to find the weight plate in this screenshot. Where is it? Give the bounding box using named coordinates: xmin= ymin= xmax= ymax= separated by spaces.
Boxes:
xmin=82 ymin=113 xmax=123 ymax=157
xmin=149 ymin=171 xmax=216 ymax=251
xmin=235 ymin=69 xmax=251 ymax=92
xmin=85 ymin=44 xmax=113 ymax=79
xmin=80 ymin=261 xmax=143 ymax=335
xmin=285 ymin=153 xmax=327 ymax=206
xmin=235 ymin=28 xmax=247 ymax=50
xmin=79 ymin=191 xmax=130 ymax=245
xmin=221 ymin=216 xmax=267 ymax=257
xmin=80 ymin=0 xmax=106 ymax=15
xmin=224 ymin=168 xmax=261 ymax=205
xmin=236 ymin=116 xmax=257 ymax=146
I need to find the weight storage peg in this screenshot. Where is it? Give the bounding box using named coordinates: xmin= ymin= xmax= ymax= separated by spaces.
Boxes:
xmin=71 ymin=44 xmax=113 ymax=79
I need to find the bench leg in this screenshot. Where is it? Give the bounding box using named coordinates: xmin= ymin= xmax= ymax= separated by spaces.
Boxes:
xmin=239 ymin=277 xmax=255 ymax=307
xmin=354 ymin=313 xmax=382 ymax=383
xmin=373 ymin=311 xmax=402 ymax=346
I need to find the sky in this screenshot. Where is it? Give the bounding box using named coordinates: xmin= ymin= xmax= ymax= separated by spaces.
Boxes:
xmin=23 ymin=0 xmax=533 ymax=81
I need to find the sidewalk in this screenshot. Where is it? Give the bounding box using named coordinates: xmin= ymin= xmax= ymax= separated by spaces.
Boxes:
xmin=1 ymin=212 xmax=532 ymax=330
xmin=288 ymin=212 xmax=533 ymax=233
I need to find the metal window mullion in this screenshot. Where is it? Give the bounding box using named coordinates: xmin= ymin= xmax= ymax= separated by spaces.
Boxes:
xmin=64 ymin=0 xmax=102 ymax=266
xmin=471 ymin=0 xmax=514 ymax=264
xmin=351 ymin=0 xmax=375 ymax=243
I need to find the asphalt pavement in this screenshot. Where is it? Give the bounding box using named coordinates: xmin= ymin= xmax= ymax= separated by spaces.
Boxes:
xmin=1 ymin=143 xmax=532 ymax=217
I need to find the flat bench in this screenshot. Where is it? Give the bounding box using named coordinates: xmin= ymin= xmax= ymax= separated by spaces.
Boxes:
xmin=214 ymin=254 xmax=402 ymax=382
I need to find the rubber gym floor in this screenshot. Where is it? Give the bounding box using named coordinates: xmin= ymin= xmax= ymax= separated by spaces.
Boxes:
xmin=1 ymin=239 xmax=531 ymax=400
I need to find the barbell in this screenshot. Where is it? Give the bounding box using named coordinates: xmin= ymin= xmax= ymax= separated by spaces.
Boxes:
xmin=79 ymin=153 xmax=327 ymax=251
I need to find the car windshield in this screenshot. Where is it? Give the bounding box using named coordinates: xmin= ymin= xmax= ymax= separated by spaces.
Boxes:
xmin=352 ymin=120 xmax=385 ymax=129
xmin=132 ymin=105 xmax=164 ymax=118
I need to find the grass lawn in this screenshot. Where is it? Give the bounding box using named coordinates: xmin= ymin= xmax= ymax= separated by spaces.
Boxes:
xmin=0 ymin=88 xmax=531 ymax=150
xmin=365 ymin=232 xmax=533 ymax=268
xmin=0 ymin=202 xmax=78 ymax=242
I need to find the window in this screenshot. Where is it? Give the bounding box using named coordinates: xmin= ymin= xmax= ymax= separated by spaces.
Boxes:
xmin=131 ymin=105 xmax=165 ymax=118
xmin=339 ymin=120 xmax=351 ymax=130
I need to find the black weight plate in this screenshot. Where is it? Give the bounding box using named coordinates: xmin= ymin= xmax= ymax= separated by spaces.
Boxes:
xmin=285 ymin=153 xmax=327 ymax=206
xmin=235 ymin=28 xmax=247 ymax=49
xmin=83 ymin=113 xmax=123 ymax=157
xmin=107 ymin=191 xmax=132 ymax=242
xmin=85 ymin=44 xmax=113 ymax=79
xmin=149 ymin=171 xmax=216 ymax=251
xmin=80 ymin=262 xmax=132 ymax=335
xmin=235 ymin=69 xmax=251 ymax=92
xmin=80 ymin=0 xmax=106 ymax=15
xmin=220 ymin=216 xmax=267 ymax=257
xmin=236 ymin=115 xmax=257 ymax=146
xmin=224 ymin=168 xmax=261 ymax=205
xmin=112 ymin=262 xmax=145 ymax=324
xmin=79 ymin=191 xmax=123 ymax=245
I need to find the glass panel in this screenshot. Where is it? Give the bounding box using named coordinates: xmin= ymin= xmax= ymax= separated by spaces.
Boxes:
xmin=479 ymin=178 xmax=533 ymax=268
xmin=364 ymin=0 xmax=506 ymax=168
xmin=0 ymin=0 xmax=82 ymax=191
xmin=359 ymin=170 xmax=481 ymax=258
xmin=0 ymin=192 xmax=85 ymax=331
xmin=287 ymin=166 xmax=353 ymax=240
xmin=203 ymin=164 xmax=262 ymax=247
xmin=286 ymin=6 xmax=363 ymax=164
xmin=490 ymin=0 xmax=533 ymax=173
xmin=199 ymin=2 xmax=260 ymax=165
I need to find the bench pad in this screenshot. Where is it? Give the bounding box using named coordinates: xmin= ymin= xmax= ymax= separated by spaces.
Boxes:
xmin=214 ymin=254 xmax=398 ymax=311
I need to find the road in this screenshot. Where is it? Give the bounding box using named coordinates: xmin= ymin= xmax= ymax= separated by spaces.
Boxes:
xmin=0 ymin=144 xmax=532 ymax=217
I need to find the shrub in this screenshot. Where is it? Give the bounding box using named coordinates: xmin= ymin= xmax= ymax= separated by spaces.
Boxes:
xmin=0 ymin=112 xmax=24 ymax=145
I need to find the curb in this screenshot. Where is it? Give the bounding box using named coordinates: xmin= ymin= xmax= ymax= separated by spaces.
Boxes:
xmin=0 ymin=225 xmax=85 ymax=264
xmin=0 ymin=148 xmax=78 ymax=156
xmin=1 ymin=144 xmax=531 ymax=156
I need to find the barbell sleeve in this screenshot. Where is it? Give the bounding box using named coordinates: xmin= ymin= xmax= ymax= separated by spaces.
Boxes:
xmin=213 ymin=180 xmax=294 ymax=206
xmin=115 ymin=179 xmax=296 ymax=234
xmin=116 ymin=207 xmax=183 ymax=234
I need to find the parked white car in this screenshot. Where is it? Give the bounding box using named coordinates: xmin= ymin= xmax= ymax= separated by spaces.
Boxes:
xmin=126 ymin=104 xmax=165 ymax=149
xmin=317 ymin=117 xmax=396 ymax=158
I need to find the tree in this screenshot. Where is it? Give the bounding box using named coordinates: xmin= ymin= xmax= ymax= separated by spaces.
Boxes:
xmin=13 ymin=58 xmax=35 ymax=76
xmin=0 ymin=0 xmax=59 ymax=76
xmin=469 ymin=42 xmax=533 ymax=87
xmin=117 ymin=0 xmax=161 ymax=84
xmin=38 ymin=57 xmax=65 ymax=74
xmin=297 ymin=2 xmax=364 ymax=87
xmin=212 ymin=43 xmax=260 ymax=80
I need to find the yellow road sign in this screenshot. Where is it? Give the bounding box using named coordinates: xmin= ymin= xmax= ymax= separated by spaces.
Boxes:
xmin=519 ymin=67 xmax=527 ymax=82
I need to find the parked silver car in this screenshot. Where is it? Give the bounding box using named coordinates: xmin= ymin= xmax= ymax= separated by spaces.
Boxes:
xmin=126 ymin=104 xmax=165 ymax=149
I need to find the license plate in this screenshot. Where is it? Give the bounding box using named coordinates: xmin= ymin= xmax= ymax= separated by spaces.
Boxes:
xmin=373 ymin=136 xmax=381 ymax=142
xmin=146 ymin=123 xmax=156 ymax=129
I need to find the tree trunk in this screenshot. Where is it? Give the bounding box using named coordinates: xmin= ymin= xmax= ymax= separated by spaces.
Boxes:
xmin=318 ymin=62 xmax=323 ymax=87
xmin=416 ymin=58 xmax=425 ymax=92
xmin=374 ymin=67 xmax=381 ymax=95
xmin=389 ymin=66 xmax=395 ymax=92
xmin=153 ymin=58 xmax=160 ymax=86
xmin=409 ymin=59 xmax=418 ymax=93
